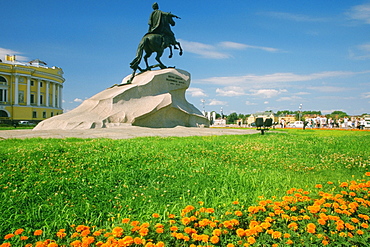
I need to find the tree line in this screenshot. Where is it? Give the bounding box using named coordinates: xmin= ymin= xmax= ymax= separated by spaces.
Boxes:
xmin=216 ymin=110 xmax=368 ymax=124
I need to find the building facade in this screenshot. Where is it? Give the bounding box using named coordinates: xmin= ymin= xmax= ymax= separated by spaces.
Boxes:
xmin=0 ymin=55 xmax=65 ymax=124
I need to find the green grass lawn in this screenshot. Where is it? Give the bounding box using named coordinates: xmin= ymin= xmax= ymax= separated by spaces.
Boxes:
xmin=0 ymin=129 xmax=369 ymax=246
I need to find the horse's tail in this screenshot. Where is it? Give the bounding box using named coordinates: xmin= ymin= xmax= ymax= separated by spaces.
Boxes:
xmin=130 ymin=36 xmax=148 ymax=70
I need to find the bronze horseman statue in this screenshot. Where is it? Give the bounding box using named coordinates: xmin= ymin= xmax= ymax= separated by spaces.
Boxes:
xmin=128 ymin=2 xmax=183 ymax=83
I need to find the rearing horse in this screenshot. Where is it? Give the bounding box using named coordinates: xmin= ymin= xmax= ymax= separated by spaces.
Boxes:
xmin=128 ymin=15 xmax=182 ymax=83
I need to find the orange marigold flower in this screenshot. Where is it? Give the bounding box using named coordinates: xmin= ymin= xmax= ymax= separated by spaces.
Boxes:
xmin=318 ymin=218 xmax=326 ymax=225
xmin=139 ymin=228 xmax=149 ymax=236
xmin=212 ymin=229 xmax=222 ymax=236
xmin=315 ymin=184 xmax=323 ymax=188
xmin=156 ymin=241 xmax=165 ymax=247
xmin=34 ymin=230 xmax=43 ymax=236
xmin=232 ymin=201 xmax=239 ymax=205
xmin=134 ymin=237 xmax=144 ymax=244
xmin=20 ymin=236 xmax=29 ymax=241
xmin=359 ymin=214 xmax=370 ymax=221
xmin=288 ymin=222 xmax=298 ymax=231
xmin=155 ymin=228 xmax=164 ymax=234
xmin=181 ymin=217 xmax=191 ymax=225
xmin=236 ymin=228 xmax=245 ymax=237
xmin=210 ymin=235 xmax=219 ymax=244
xmin=303 ymin=215 xmax=310 ymax=220
xmin=14 ymin=229 xmax=24 ymax=235
xmin=247 ymin=236 xmax=256 ymax=244
xmin=271 ymin=231 xmax=282 ymax=239
xmin=80 ymin=229 xmax=90 ymax=237
xmin=284 ymin=233 xmax=291 ymax=238
xmin=322 ymin=240 xmax=329 ymax=245
xmin=361 ymin=223 xmax=369 ymax=228
xmin=56 ymin=231 xmax=67 ymax=238
xmin=122 ymin=218 xmax=130 ymax=224
xmin=365 ymin=172 xmax=370 ymax=176
xmin=206 ymin=208 xmax=215 ymax=213
xmin=340 ymin=182 xmax=348 ymax=187
xmin=357 ymin=230 xmax=364 ymax=235
xmin=112 ymin=227 xmax=124 ymax=237
xmin=48 ymin=242 xmax=58 ymax=247
xmin=82 ymin=236 xmax=95 ymax=245
xmin=131 ymin=220 xmax=140 ymax=226
xmin=227 ymin=244 xmax=235 ymax=247
xmin=235 ymin=211 xmax=243 ymax=217
xmin=70 ymin=240 xmax=82 ymax=247
xmin=118 ymin=236 xmax=134 ymax=245
xmin=169 ymin=226 xmax=178 ymax=231
xmin=4 ymin=234 xmax=14 ymax=240
xmin=93 ymin=231 xmax=101 ymax=236
xmin=152 ymin=213 xmax=160 ymax=218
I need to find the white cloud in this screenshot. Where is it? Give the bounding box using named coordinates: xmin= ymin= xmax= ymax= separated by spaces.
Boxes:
xmin=349 ymin=42 xmax=370 ymax=60
xmin=195 ymin=70 xmax=370 ymax=88
xmin=264 ymin=101 xmax=269 ymax=104
xmin=249 ymin=89 xmax=287 ymax=98
xmin=0 ymin=47 xmax=29 ymax=62
xmin=276 ymin=96 xmax=303 ymax=101
xmin=307 ymin=86 xmax=348 ymax=92
xmin=179 ymin=40 xmax=230 ymax=59
xmin=259 ymin=11 xmax=328 ymax=22
xmin=73 ymin=98 xmax=83 ymax=102
xmin=179 ymin=40 xmax=280 ymax=59
xmin=362 ymin=92 xmax=370 ymax=98
xmin=347 ymin=3 xmax=370 ymax=24
xmin=296 ymin=92 xmax=311 ymax=95
xmin=219 ymin=41 xmax=248 ymax=50
xmin=245 ymin=101 xmax=257 ymax=105
xmin=216 ymin=86 xmax=245 ymax=96
xmin=207 ymin=99 xmax=227 ymax=106
xmin=187 ymin=87 xmax=207 ymax=97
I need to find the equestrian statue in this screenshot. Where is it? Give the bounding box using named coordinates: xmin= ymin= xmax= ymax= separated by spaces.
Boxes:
xmin=128 ymin=2 xmax=183 ymax=83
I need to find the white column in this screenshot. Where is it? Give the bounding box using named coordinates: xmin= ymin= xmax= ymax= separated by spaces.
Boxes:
xmin=26 ymin=77 xmax=31 ymax=105
xmin=14 ymin=75 xmax=19 ymax=105
xmin=52 ymin=82 xmax=56 ymax=107
xmin=37 ymin=79 xmax=41 ymax=106
xmin=59 ymin=84 xmax=63 ymax=109
xmin=46 ymin=81 xmax=50 ymax=106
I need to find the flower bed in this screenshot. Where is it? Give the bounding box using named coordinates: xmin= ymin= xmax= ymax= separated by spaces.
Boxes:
xmin=2 ymin=173 xmax=369 ymax=247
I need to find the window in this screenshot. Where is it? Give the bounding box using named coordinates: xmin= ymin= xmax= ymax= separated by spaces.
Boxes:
xmin=40 ymin=81 xmax=43 ymax=87
xmin=0 ymin=76 xmax=6 ymax=85
xmin=51 ymin=112 xmax=54 ymax=117
xmin=40 ymin=94 xmax=44 ymax=105
xmin=31 ymin=80 xmax=34 ymax=86
xmin=0 ymin=89 xmax=7 ymax=102
xmin=19 ymin=91 xmax=25 ymax=103
xmin=43 ymin=111 xmax=46 ymax=118
xmin=30 ymin=94 xmax=35 ymax=104
xmin=33 ymin=111 xmax=37 ymax=118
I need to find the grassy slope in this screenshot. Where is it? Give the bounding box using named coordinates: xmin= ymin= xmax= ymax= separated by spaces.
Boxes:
xmin=0 ymin=129 xmax=369 ymax=236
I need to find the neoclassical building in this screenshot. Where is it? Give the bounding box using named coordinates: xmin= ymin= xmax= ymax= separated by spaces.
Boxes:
xmin=0 ymin=55 xmax=65 ymax=124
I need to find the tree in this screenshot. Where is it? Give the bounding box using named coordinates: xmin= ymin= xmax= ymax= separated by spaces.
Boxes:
xmin=227 ymin=112 xmax=238 ymax=124
xmin=326 ymin=111 xmax=348 ymax=120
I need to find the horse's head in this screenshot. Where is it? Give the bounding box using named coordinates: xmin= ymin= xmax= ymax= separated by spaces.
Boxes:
xmin=168 ymin=15 xmax=175 ymax=26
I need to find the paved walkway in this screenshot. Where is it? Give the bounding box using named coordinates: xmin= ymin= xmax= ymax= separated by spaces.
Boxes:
xmin=0 ymin=126 xmax=258 ymax=140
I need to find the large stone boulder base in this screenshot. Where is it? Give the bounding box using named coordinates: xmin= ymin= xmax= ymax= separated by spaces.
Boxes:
xmin=34 ymin=68 xmax=209 ymax=130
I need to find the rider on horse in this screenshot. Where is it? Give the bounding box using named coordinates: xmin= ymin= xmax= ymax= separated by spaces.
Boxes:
xmin=147 ymin=2 xmax=180 ymax=49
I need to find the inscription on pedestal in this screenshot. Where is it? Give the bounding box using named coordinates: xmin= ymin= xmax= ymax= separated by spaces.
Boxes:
xmin=166 ymin=75 xmax=186 ymax=86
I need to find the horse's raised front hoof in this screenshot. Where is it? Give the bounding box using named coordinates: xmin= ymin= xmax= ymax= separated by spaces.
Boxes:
xmin=169 ymin=55 xmax=173 ymax=58
xmin=179 ymin=51 xmax=183 ymax=56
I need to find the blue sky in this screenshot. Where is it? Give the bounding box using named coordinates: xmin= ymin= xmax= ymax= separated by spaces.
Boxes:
xmin=1 ymin=0 xmax=370 ymax=115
